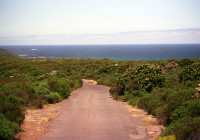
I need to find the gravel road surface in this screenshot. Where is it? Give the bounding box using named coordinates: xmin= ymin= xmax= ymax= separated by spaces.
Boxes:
xmin=39 ymin=81 xmax=147 ymax=140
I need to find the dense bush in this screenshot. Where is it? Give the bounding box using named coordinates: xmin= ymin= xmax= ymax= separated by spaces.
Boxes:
xmin=96 ymin=65 xmax=117 ymax=75
xmin=45 ymin=92 xmax=62 ymax=104
xmin=0 ymin=94 xmax=25 ymax=124
xmin=0 ymin=113 xmax=20 ymax=140
xmin=148 ymin=87 xmax=196 ymax=124
xmin=55 ymin=72 xmax=67 ymax=78
xmin=178 ymin=58 xmax=194 ymax=67
xmin=0 ymin=84 xmax=12 ymax=94
xmin=32 ymin=81 xmax=50 ymax=96
xmin=2 ymin=70 xmax=18 ymax=78
xmin=115 ymin=76 xmax=128 ymax=95
xmin=163 ymin=117 xmax=200 ymax=140
xmin=109 ymin=87 xmax=121 ymax=100
xmin=179 ymin=64 xmax=200 ymax=82
xmin=48 ymin=78 xmax=71 ymax=98
xmin=121 ymin=91 xmax=145 ymax=106
xmin=170 ymin=100 xmax=200 ymax=123
xmin=37 ymin=73 xmax=51 ymax=81
xmin=115 ymin=65 xmax=165 ymax=93
xmin=137 ymin=94 xmax=163 ymax=115
xmin=164 ymin=74 xmax=179 ymax=88
xmin=0 ymin=59 xmax=85 ymax=139
xmin=162 ymin=100 xmax=200 ymax=138
xmin=68 ymin=79 xmax=83 ymax=90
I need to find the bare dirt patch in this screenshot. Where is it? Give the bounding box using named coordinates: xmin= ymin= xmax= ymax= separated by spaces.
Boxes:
xmin=50 ymin=70 xmax=57 ymax=76
xmin=15 ymin=101 xmax=66 ymax=140
xmin=82 ymin=79 xmax=97 ymax=84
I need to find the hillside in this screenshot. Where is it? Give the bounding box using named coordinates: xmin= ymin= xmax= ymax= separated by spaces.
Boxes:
xmin=0 ymin=49 xmax=21 ymax=59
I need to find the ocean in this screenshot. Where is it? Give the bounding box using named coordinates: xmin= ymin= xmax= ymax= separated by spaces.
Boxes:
xmin=0 ymin=44 xmax=200 ymax=60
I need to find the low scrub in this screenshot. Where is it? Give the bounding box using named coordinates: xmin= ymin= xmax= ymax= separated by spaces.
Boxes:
xmin=179 ymin=64 xmax=200 ymax=82
xmin=48 ymin=78 xmax=71 ymax=99
xmin=163 ymin=117 xmax=200 ymax=140
xmin=1 ymin=56 xmax=200 ymax=139
xmin=0 ymin=113 xmax=20 ymax=140
xmin=0 ymin=94 xmax=25 ymax=124
xmin=177 ymin=58 xmax=194 ymax=67
xmin=45 ymin=92 xmax=62 ymax=104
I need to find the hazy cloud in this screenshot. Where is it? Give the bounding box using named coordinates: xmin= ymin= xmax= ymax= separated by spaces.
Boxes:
xmin=0 ymin=28 xmax=200 ymax=45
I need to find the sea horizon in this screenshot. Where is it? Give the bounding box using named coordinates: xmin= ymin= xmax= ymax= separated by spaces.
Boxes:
xmin=0 ymin=44 xmax=200 ymax=60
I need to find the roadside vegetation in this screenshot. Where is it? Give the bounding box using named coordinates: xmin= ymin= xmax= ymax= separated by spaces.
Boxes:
xmin=0 ymin=49 xmax=200 ymax=140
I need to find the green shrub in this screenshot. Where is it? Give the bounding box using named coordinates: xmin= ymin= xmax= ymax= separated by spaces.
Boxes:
xmin=155 ymin=88 xmax=196 ymax=124
xmin=115 ymin=76 xmax=128 ymax=95
xmin=117 ymin=64 xmax=131 ymax=73
xmin=34 ymin=86 xmax=50 ymax=95
xmin=159 ymin=88 xmax=174 ymax=101
xmin=97 ymin=78 xmax=104 ymax=85
xmin=45 ymin=92 xmax=61 ymax=104
xmin=29 ymin=69 xmax=43 ymax=76
xmin=179 ymin=64 xmax=200 ymax=82
xmin=103 ymin=78 xmax=114 ymax=86
xmin=109 ymin=87 xmax=120 ymax=100
xmin=6 ymin=94 xmax=24 ymax=104
xmin=164 ymin=74 xmax=179 ymax=88
xmin=27 ymin=97 xmax=46 ymax=109
xmin=137 ymin=94 xmax=162 ymax=114
xmin=111 ymin=92 xmax=120 ymax=100
xmin=131 ymin=90 xmax=147 ymax=97
xmin=122 ymin=91 xmax=134 ymax=102
xmin=125 ymin=79 xmax=140 ymax=91
xmin=0 ymin=113 xmax=20 ymax=140
xmin=178 ymin=58 xmax=194 ymax=67
xmin=48 ymin=78 xmax=71 ymax=98
xmin=121 ymin=91 xmax=139 ymax=106
xmin=109 ymin=87 xmax=118 ymax=94
xmin=32 ymin=81 xmax=50 ymax=96
xmin=157 ymin=61 xmax=166 ymax=67
xmin=19 ymin=64 xmax=43 ymax=76
xmin=123 ymin=65 xmax=165 ymax=92
xmin=37 ymin=73 xmax=51 ymax=81
xmin=2 ymin=69 xmax=18 ymax=78
xmin=163 ymin=117 xmax=200 ymax=140
xmin=127 ymin=97 xmax=139 ymax=107
xmin=0 ymin=84 xmax=12 ymax=94
xmin=170 ymin=100 xmax=200 ymax=123
xmin=35 ymin=99 xmax=45 ymax=109
xmin=0 ymin=83 xmax=31 ymax=102
xmin=164 ymin=88 xmax=195 ymax=107
xmin=0 ymin=94 xmax=25 ymax=124
xmin=76 ymin=79 xmax=83 ymax=88
xmin=96 ymin=65 xmax=117 ymax=75
xmin=55 ymin=72 xmax=66 ymax=78
xmin=185 ymin=80 xmax=195 ymax=87
xmin=68 ymin=79 xmax=83 ymax=90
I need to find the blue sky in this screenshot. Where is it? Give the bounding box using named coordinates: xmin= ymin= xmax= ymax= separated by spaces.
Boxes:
xmin=0 ymin=0 xmax=200 ymax=45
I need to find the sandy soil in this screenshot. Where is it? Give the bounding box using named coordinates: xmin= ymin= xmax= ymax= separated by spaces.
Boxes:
xmin=15 ymin=101 xmax=66 ymax=140
xmin=16 ymin=80 xmax=164 ymax=140
xmin=50 ymin=70 xmax=57 ymax=76
xmin=126 ymin=105 xmax=165 ymax=140
xmin=82 ymin=79 xmax=97 ymax=84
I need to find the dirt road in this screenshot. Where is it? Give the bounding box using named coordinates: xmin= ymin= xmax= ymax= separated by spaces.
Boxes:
xmin=39 ymin=81 xmax=147 ymax=140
